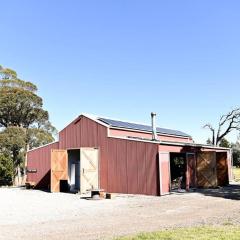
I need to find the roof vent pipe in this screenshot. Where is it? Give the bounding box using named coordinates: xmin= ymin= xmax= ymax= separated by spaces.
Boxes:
xmin=151 ymin=112 xmax=158 ymax=141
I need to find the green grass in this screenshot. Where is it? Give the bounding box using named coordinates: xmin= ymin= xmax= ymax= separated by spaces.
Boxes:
xmin=233 ymin=167 xmax=240 ymax=182
xmin=116 ymin=226 xmax=240 ymax=240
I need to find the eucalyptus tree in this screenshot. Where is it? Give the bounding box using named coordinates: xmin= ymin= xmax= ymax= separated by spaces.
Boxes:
xmin=0 ymin=65 xmax=57 ymax=184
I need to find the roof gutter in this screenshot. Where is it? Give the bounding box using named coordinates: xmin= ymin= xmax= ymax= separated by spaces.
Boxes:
xmin=159 ymin=140 xmax=231 ymax=150
xmin=108 ymin=135 xmax=230 ymax=150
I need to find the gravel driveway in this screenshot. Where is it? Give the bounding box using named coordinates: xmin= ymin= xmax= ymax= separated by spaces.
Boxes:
xmin=1 ymin=185 xmax=240 ymax=240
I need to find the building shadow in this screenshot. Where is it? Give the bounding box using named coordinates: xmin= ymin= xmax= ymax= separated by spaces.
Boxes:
xmin=195 ymin=184 xmax=240 ymax=200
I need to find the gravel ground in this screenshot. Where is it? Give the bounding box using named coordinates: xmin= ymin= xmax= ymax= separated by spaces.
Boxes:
xmin=0 ymin=185 xmax=240 ymax=240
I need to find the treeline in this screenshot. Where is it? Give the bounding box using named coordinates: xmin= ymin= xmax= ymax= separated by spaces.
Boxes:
xmin=0 ymin=65 xmax=56 ymax=185
xmin=232 ymin=142 xmax=240 ymax=167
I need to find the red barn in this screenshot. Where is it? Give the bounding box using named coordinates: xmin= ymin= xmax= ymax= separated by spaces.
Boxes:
xmin=27 ymin=113 xmax=232 ymax=195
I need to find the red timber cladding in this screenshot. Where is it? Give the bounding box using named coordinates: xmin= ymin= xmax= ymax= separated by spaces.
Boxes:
xmin=27 ymin=142 xmax=59 ymax=188
xmin=109 ymin=129 xmax=193 ymax=143
xmin=59 ymin=116 xmax=159 ymax=195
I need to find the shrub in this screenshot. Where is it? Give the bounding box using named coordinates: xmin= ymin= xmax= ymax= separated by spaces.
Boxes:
xmin=0 ymin=154 xmax=14 ymax=186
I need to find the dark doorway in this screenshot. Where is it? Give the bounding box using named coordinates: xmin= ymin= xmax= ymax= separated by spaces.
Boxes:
xmin=60 ymin=180 xmax=69 ymax=192
xmin=216 ymin=152 xmax=229 ymax=186
xmin=170 ymin=153 xmax=187 ymax=190
xmin=67 ymin=149 xmax=80 ymax=192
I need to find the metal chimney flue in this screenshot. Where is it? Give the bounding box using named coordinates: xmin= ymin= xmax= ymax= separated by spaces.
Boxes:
xmin=151 ymin=112 xmax=157 ymax=141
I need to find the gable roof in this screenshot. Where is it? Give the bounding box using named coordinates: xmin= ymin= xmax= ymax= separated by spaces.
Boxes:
xmin=98 ymin=117 xmax=191 ymax=138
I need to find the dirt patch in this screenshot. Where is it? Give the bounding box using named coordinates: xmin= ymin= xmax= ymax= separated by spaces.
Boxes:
xmin=0 ymin=186 xmax=240 ymax=240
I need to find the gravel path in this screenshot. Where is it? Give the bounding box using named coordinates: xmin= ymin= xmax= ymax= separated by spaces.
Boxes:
xmin=0 ymin=186 xmax=240 ymax=240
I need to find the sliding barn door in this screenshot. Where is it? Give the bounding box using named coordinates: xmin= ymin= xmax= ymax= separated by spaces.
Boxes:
xmin=51 ymin=149 xmax=68 ymax=192
xmin=186 ymin=153 xmax=196 ymax=189
xmin=197 ymin=152 xmax=217 ymax=188
xmin=80 ymin=148 xmax=99 ymax=194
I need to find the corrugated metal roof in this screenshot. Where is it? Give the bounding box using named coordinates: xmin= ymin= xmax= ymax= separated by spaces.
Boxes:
xmin=98 ymin=117 xmax=191 ymax=138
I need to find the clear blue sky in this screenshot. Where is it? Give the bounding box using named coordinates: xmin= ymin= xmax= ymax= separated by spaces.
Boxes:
xmin=1 ymin=1 xmax=240 ymax=143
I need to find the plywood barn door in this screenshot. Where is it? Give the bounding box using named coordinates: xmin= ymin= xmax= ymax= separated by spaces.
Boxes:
xmin=80 ymin=148 xmax=99 ymax=194
xmin=51 ymin=149 xmax=68 ymax=192
xmin=216 ymin=152 xmax=229 ymax=186
xmin=186 ymin=153 xmax=196 ymax=189
xmin=197 ymin=152 xmax=217 ymax=188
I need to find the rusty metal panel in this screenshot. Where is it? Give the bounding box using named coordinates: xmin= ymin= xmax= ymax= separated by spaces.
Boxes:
xmin=50 ymin=149 xmax=68 ymax=192
xmin=216 ymin=152 xmax=229 ymax=186
xmin=27 ymin=142 xmax=59 ymax=189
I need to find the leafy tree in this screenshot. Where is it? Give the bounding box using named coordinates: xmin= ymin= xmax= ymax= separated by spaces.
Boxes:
xmin=0 ymin=64 xmax=56 ymax=148
xmin=0 ymin=66 xmax=48 ymax=128
xmin=204 ymin=108 xmax=240 ymax=146
xmin=0 ymin=127 xmax=26 ymax=168
xmin=0 ymin=154 xmax=14 ymax=185
xmin=27 ymin=127 xmax=56 ymax=150
xmin=206 ymin=138 xmax=212 ymax=145
xmin=0 ymin=65 xmax=56 ymax=184
xmin=232 ymin=141 xmax=240 ymax=167
xmin=219 ymin=138 xmax=231 ymax=148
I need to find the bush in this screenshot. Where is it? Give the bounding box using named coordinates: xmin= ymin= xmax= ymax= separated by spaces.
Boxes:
xmin=0 ymin=154 xmax=14 ymax=186
xmin=232 ymin=149 xmax=240 ymax=167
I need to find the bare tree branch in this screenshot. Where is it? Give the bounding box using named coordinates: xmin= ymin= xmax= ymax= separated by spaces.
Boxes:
xmin=204 ymin=107 xmax=240 ymax=146
xmin=203 ymin=124 xmax=215 ymax=145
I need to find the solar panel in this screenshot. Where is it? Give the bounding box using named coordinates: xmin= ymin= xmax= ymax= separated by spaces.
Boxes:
xmin=98 ymin=118 xmax=191 ymax=137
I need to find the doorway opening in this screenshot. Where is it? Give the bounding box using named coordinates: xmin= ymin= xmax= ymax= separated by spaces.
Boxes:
xmin=170 ymin=153 xmax=187 ymax=190
xmin=68 ymin=149 xmax=80 ymax=193
xmin=216 ymin=152 xmax=229 ymax=186
xmin=67 ymin=148 xmax=99 ymax=194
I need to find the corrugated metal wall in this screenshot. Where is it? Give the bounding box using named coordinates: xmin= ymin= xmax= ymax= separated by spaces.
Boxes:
xmin=27 ymin=115 xmax=231 ymax=195
xmin=27 ymin=142 xmax=59 ymax=189
xmin=59 ymin=116 xmax=159 ymax=195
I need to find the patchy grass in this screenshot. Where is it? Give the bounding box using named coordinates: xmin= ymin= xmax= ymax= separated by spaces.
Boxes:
xmin=116 ymin=226 xmax=240 ymax=240
xmin=233 ymin=168 xmax=240 ymax=182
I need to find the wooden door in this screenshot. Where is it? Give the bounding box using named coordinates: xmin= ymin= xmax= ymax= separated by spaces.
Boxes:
xmin=216 ymin=152 xmax=229 ymax=186
xmin=159 ymin=152 xmax=170 ymax=195
xmin=51 ymin=149 xmax=68 ymax=192
xmin=186 ymin=153 xmax=196 ymax=189
xmin=197 ymin=152 xmax=217 ymax=188
xmin=80 ymin=148 xmax=99 ymax=193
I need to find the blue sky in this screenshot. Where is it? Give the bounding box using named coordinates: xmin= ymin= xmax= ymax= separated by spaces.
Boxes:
xmin=1 ymin=1 xmax=240 ymax=143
